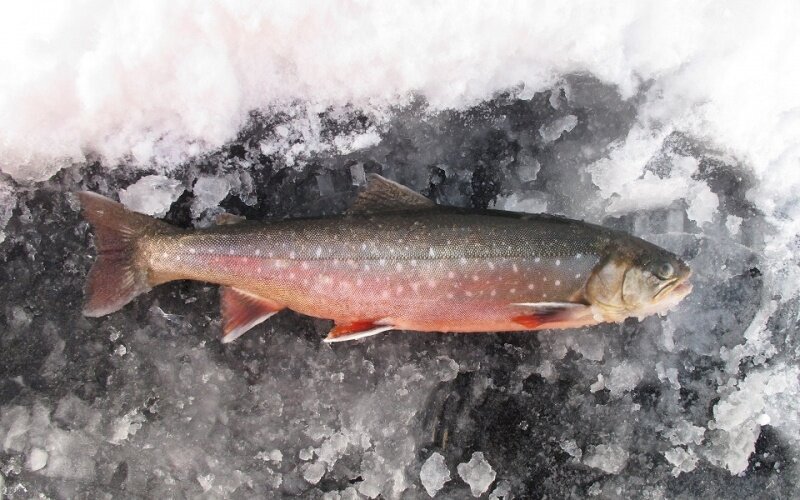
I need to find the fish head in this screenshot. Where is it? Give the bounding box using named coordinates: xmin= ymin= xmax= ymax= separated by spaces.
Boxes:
xmin=585 ymin=237 xmax=692 ymax=320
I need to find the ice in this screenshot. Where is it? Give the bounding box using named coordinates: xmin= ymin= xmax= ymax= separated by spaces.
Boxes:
xmin=664 ymin=447 xmax=698 ymax=476
xmin=118 ymin=175 xmax=184 ymax=217
xmin=419 ymin=452 xmax=450 ymax=497
xmin=539 ymin=115 xmax=578 ymax=143
xmin=0 ymin=180 xmax=15 ymax=244
xmin=25 ymin=449 xmax=47 ymax=472
xmin=303 ymin=462 xmax=326 ymax=484
xmin=457 ymin=452 xmax=496 ymax=497
xmin=191 ymin=176 xmax=231 ymax=219
xmin=583 ymin=444 xmax=629 ymax=475
xmin=605 ymin=362 xmax=644 ymax=397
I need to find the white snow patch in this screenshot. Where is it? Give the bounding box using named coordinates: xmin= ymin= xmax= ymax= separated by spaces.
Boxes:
xmin=457 ymin=452 xmax=496 ymax=497
xmin=664 ymin=447 xmax=698 ymax=476
xmin=420 ymin=452 xmax=451 ymax=497
xmin=539 ymin=115 xmax=578 ymax=143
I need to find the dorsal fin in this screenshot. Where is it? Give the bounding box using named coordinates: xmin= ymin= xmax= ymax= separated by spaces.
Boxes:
xmin=347 ymin=174 xmax=436 ymax=214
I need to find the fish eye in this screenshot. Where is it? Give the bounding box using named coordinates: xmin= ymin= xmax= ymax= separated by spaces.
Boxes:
xmin=654 ymin=262 xmax=675 ymax=280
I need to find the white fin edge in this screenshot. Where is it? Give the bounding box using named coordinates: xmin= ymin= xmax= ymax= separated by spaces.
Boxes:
xmin=510 ymin=302 xmax=586 ymax=308
xmin=323 ymin=325 xmax=395 ymax=343
xmin=221 ymin=312 xmax=277 ymax=344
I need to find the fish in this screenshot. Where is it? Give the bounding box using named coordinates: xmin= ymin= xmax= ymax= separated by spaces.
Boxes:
xmin=77 ymin=174 xmax=692 ymax=343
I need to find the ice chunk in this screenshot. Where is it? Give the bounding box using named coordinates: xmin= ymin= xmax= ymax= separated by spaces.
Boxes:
xmin=516 ymin=148 xmax=541 ymax=182
xmin=605 ymin=361 xmax=644 ymax=397
xmin=433 ymin=356 xmax=460 ymax=382
xmin=493 ymin=192 xmax=548 ymax=214
xmin=118 ymin=175 xmax=183 ymax=217
xmin=26 ymin=448 xmax=48 ymax=472
xmin=191 ymin=176 xmax=231 ymax=218
xmin=539 ymin=115 xmax=577 ymax=143
xmin=303 ymin=462 xmax=326 ymax=484
xmin=197 ymin=474 xmax=214 ymax=492
xmin=0 ymin=180 xmax=15 ymax=244
xmin=560 ymin=439 xmax=583 ymax=460
xmin=583 ymin=444 xmax=629 ymax=474
xmin=664 ymin=447 xmax=698 ymax=476
xmin=457 ymin=452 xmax=496 ymax=497
xmin=488 ymin=480 xmax=511 ymax=500
xmin=420 ymin=452 xmax=450 ymax=497
xmin=256 ymin=449 xmax=283 ymax=463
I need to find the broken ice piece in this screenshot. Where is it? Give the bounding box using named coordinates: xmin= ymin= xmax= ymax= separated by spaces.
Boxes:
xmin=303 ymin=462 xmax=326 ymax=484
xmin=457 ymin=452 xmax=496 ymax=497
xmin=191 ymin=176 xmax=231 ymax=218
xmin=539 ymin=115 xmax=578 ymax=143
xmin=583 ymin=444 xmax=629 ymax=474
xmin=119 ymin=175 xmax=183 ymax=217
xmin=350 ymin=163 xmax=367 ymax=185
xmin=26 ymin=448 xmax=48 ymax=471
xmin=316 ymin=171 xmax=335 ymax=196
xmin=420 ymin=452 xmax=451 ymax=497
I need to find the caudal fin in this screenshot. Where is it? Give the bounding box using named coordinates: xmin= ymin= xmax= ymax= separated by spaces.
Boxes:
xmin=78 ymin=192 xmax=174 ymax=317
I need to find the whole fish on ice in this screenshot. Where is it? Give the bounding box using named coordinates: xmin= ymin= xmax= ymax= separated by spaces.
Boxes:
xmin=78 ymin=174 xmax=692 ymax=343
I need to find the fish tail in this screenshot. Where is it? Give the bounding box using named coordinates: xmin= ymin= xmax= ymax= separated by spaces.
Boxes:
xmin=77 ymin=192 xmax=176 ymax=317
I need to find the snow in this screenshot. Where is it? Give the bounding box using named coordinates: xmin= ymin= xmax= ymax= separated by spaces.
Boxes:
xmin=118 ymin=175 xmax=183 ymax=217
xmin=420 ymin=452 xmax=450 ymax=497
xmin=457 ymin=452 xmax=496 ymax=497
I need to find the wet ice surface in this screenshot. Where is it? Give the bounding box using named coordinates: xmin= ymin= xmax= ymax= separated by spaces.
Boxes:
xmin=1 ymin=77 xmax=798 ymax=498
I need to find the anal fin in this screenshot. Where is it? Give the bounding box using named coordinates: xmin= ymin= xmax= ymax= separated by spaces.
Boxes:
xmin=323 ymin=320 xmax=394 ymax=343
xmin=510 ymin=302 xmax=590 ymax=329
xmin=220 ymin=287 xmax=282 ymax=343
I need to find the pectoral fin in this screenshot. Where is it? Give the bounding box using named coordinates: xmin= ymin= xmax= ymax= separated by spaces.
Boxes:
xmin=323 ymin=320 xmax=394 ymax=343
xmin=510 ymin=302 xmax=591 ymax=329
xmin=220 ymin=287 xmax=283 ymax=343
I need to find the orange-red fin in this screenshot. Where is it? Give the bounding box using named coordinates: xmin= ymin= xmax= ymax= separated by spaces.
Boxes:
xmin=511 ymin=302 xmax=589 ymax=329
xmin=220 ymin=287 xmax=282 ymax=343
xmin=323 ymin=320 xmax=394 ymax=343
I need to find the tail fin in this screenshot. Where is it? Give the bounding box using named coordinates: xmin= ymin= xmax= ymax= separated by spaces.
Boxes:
xmin=77 ymin=192 xmax=175 ymax=317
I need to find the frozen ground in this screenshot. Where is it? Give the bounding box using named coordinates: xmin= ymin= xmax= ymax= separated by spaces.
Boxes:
xmin=2 ymin=2 xmax=800 ymax=498
xmin=1 ymin=75 xmax=798 ymax=498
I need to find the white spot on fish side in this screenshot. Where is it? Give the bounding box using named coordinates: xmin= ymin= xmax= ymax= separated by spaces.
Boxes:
xmin=512 ymin=264 xmax=519 ymax=273
xmin=189 ymin=248 xmax=197 ymax=254
xmin=395 ymin=263 xmax=404 ymax=272
xmin=379 ymin=259 xmax=387 ymax=266
xmin=459 ymin=257 xmax=468 ymax=266
xmin=321 ymin=276 xmax=333 ymax=285
xmin=447 ymin=293 xmax=454 ymax=299
xmin=555 ymin=259 xmax=561 ymax=266
xmin=411 ymin=282 xmax=420 ymax=292
xmin=472 ymin=275 xmax=479 ymax=282
xmin=257 ymin=266 xmax=263 ymax=273
xmin=534 ymin=257 xmax=541 ymax=263
xmin=228 ymin=249 xmax=234 ymax=255
xmin=289 ymin=251 xmax=296 ymax=259
xmin=255 ymin=249 xmax=261 ymax=256
xmin=510 ymin=288 xmax=516 ymax=294
xmin=427 ymin=280 xmax=438 ymax=289
xmin=490 ymin=290 xmax=496 ymax=297
xmin=410 ymin=259 xmax=417 ymax=267
xmin=361 ymin=243 xmax=367 ymax=251
xmin=528 ymin=284 xmax=534 ymax=290
xmin=356 ymin=278 xmax=364 ymax=286
xmin=429 ymin=248 xmax=436 ymax=258
xmin=488 ymin=262 xmax=495 ymax=270
xmin=175 ymin=255 xmax=181 ymax=261
xmin=543 ymin=277 xmax=548 ymax=282
xmin=315 ymin=247 xmax=322 ymax=257
xmin=381 ymin=290 xmax=390 ymax=299
xmin=555 ymin=280 xmax=561 ymax=286
xmin=162 ymin=252 xmax=169 ymax=258
xmin=465 ymin=291 xmax=473 ymax=297
xmin=575 ymin=273 xmax=581 ymax=279
xmin=288 ymin=272 xmax=296 ymax=279
xmin=448 ymin=271 xmax=455 ymax=279
xmin=576 ymin=253 xmax=582 ymax=259
xmin=396 ymin=286 xmax=404 ymax=294
xmin=301 ymin=262 xmax=310 ymax=270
